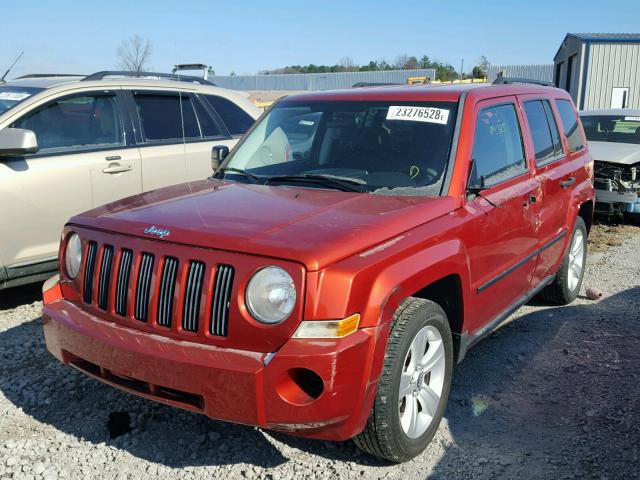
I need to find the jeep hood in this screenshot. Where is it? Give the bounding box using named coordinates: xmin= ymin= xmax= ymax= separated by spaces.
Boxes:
xmin=589 ymin=141 xmax=640 ymax=166
xmin=70 ymin=180 xmax=456 ymax=271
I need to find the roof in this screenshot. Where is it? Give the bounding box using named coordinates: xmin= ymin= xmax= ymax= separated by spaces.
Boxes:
xmin=579 ymin=108 xmax=640 ymax=117
xmin=282 ymin=82 xmax=563 ymax=103
xmin=4 ymin=76 xmax=84 ymax=88
xmin=555 ymin=33 xmax=640 ymax=60
xmin=568 ymin=33 xmax=640 ymax=42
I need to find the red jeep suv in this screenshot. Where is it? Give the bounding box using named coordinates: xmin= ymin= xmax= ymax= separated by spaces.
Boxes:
xmin=42 ymin=82 xmax=594 ymax=462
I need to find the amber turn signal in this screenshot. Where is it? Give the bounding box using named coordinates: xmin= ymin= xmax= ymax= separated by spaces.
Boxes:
xmin=292 ymin=314 xmax=360 ymax=339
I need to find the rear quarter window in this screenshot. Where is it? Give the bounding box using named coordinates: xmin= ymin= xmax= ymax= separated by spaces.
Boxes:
xmin=204 ymin=95 xmax=254 ymax=136
xmin=555 ymin=99 xmax=585 ymax=153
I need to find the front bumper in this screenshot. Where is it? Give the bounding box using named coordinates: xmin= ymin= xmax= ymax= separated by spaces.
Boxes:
xmin=42 ymin=294 xmax=380 ymax=441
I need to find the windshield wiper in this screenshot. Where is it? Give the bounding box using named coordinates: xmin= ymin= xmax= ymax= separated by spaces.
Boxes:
xmin=264 ymin=173 xmax=366 ymax=192
xmin=214 ymin=167 xmax=261 ymax=184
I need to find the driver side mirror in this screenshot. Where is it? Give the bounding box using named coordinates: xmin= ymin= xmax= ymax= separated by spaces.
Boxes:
xmin=0 ymin=128 xmax=38 ymax=157
xmin=211 ymin=145 xmax=229 ymax=171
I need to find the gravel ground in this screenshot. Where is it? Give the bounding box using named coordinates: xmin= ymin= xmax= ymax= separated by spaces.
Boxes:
xmin=1 ymin=224 xmax=639 ymax=480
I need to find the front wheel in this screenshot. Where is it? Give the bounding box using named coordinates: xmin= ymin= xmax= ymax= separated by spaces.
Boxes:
xmin=541 ymin=216 xmax=587 ymax=305
xmin=354 ymin=298 xmax=453 ymax=463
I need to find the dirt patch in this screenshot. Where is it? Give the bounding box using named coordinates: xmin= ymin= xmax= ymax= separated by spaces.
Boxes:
xmin=588 ymin=223 xmax=639 ymax=252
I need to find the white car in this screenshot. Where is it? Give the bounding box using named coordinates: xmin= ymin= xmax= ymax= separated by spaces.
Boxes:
xmin=580 ymin=108 xmax=640 ymax=218
xmin=0 ymin=71 xmax=261 ymax=290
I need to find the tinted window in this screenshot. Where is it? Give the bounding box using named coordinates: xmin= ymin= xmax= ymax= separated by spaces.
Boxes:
xmin=471 ymin=104 xmax=526 ymax=187
xmin=13 ymin=93 xmax=124 ymax=153
xmin=543 ymin=101 xmax=564 ymax=156
xmin=580 ymin=115 xmax=640 ymax=145
xmin=192 ymin=98 xmax=224 ymax=137
xmin=556 ymin=99 xmax=584 ymax=153
xmin=524 ymin=100 xmax=555 ymax=164
xmin=134 ymin=93 xmax=200 ymax=141
xmin=204 ymin=95 xmax=254 ymax=135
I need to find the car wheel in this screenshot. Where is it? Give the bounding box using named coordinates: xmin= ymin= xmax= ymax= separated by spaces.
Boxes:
xmin=541 ymin=216 xmax=587 ymax=305
xmin=353 ymin=298 xmax=453 ymax=463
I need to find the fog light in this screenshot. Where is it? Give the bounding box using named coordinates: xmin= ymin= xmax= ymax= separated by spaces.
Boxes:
xmin=292 ymin=314 xmax=360 ymax=339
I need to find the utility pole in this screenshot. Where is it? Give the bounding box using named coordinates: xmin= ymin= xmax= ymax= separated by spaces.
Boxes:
xmin=459 ymin=59 xmax=464 ymax=83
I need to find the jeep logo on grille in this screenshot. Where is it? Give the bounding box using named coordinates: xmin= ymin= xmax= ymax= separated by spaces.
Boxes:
xmin=144 ymin=226 xmax=170 ymax=238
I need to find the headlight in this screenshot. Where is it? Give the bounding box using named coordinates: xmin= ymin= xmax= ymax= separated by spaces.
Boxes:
xmin=246 ymin=266 xmax=296 ymax=324
xmin=64 ymin=233 xmax=82 ymax=279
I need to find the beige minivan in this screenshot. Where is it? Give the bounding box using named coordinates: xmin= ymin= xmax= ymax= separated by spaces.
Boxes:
xmin=0 ymin=72 xmax=261 ymax=290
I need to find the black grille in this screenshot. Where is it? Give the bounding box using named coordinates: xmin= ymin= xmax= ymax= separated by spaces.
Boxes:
xmin=182 ymin=261 xmax=205 ymax=332
xmin=211 ymin=265 xmax=234 ymax=336
xmin=97 ymin=246 xmax=114 ymax=310
xmin=83 ymin=241 xmax=98 ymax=304
xmin=134 ymin=253 xmax=155 ymax=321
xmin=156 ymin=257 xmax=179 ymax=327
xmin=115 ymin=249 xmax=133 ymax=316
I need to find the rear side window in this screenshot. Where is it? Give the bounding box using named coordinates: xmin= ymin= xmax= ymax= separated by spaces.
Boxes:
xmin=555 ymin=99 xmax=584 ymax=153
xmin=523 ymin=100 xmax=564 ymax=165
xmin=134 ymin=93 xmax=200 ymax=142
xmin=204 ymin=95 xmax=254 ymax=135
xmin=471 ymin=103 xmax=526 ymax=187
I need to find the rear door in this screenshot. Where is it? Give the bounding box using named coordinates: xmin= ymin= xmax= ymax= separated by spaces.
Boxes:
xmin=463 ymin=97 xmax=541 ymax=333
xmin=0 ymin=89 xmax=141 ymax=268
xmin=128 ymin=89 xmax=238 ymax=190
xmin=520 ymin=95 xmax=588 ymax=286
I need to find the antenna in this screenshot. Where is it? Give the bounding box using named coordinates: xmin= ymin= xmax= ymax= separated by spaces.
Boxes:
xmin=1 ymin=51 xmax=24 ymax=84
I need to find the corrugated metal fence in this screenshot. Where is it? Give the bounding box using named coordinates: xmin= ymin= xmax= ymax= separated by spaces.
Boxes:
xmin=211 ymin=69 xmax=436 ymax=91
xmin=487 ymin=64 xmax=554 ymax=83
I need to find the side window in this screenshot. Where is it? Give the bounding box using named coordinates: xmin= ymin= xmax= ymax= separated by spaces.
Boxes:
xmin=542 ymin=101 xmax=564 ymax=157
xmin=523 ymin=100 xmax=555 ymax=164
xmin=13 ymin=93 xmax=124 ymax=153
xmin=192 ymin=98 xmax=225 ymax=138
xmin=471 ymin=103 xmax=526 ymax=187
xmin=523 ymin=99 xmax=564 ymax=165
xmin=555 ymin=99 xmax=584 ymax=153
xmin=133 ymin=93 xmax=200 ymax=142
xmin=204 ymin=95 xmax=254 ymax=135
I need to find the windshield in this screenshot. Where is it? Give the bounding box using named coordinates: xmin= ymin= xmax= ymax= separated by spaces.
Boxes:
xmin=581 ymin=114 xmax=640 ymax=145
xmin=0 ymin=86 xmax=43 ymax=115
xmin=220 ymin=100 xmax=459 ymax=195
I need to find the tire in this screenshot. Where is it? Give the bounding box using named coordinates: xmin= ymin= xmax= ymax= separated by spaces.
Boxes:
xmin=353 ymin=298 xmax=453 ymax=463
xmin=541 ymin=216 xmax=587 ymax=305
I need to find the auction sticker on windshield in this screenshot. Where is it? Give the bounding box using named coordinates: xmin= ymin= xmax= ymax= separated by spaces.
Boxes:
xmin=0 ymin=92 xmax=31 ymax=101
xmin=386 ymin=106 xmax=450 ymax=125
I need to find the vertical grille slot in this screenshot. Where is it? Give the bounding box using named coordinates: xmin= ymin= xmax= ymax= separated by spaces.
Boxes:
xmin=83 ymin=241 xmax=98 ymax=304
xmin=134 ymin=253 xmax=155 ymax=321
xmin=115 ymin=249 xmax=133 ymax=316
xmin=182 ymin=261 xmax=205 ymax=332
xmin=211 ymin=265 xmax=234 ymax=337
xmin=97 ymin=246 xmax=114 ymax=310
xmin=156 ymin=257 xmax=179 ymax=327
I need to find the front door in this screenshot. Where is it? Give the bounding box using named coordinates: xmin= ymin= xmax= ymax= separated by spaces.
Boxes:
xmin=463 ymin=98 xmax=541 ymax=334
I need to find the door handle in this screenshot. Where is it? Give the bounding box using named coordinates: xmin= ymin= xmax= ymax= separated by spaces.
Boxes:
xmin=560 ymin=176 xmax=576 ymax=189
xmin=105 ymin=155 xmax=122 ymax=161
xmin=102 ymin=164 xmax=132 ymax=174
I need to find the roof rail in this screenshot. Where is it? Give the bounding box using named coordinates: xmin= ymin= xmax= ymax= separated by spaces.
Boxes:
xmin=352 ymin=82 xmax=402 ymax=88
xmin=82 ymin=71 xmax=216 ymax=86
xmin=492 ymin=76 xmax=554 ymax=87
xmin=16 ymin=74 xmax=84 ymax=79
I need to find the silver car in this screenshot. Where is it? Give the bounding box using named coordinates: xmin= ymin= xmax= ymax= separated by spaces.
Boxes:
xmin=0 ymin=71 xmax=261 ymax=290
xmin=580 ymin=108 xmax=640 ymax=218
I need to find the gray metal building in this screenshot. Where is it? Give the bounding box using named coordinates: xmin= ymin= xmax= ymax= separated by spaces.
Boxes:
xmin=554 ymin=33 xmax=640 ymax=110
xmin=211 ymin=69 xmax=436 ymax=91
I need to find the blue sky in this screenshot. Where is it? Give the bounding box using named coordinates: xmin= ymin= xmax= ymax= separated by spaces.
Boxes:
xmin=1 ymin=0 xmax=639 ymax=78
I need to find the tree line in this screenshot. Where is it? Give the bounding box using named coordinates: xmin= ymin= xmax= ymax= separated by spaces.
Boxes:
xmin=260 ymin=55 xmax=490 ymax=82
